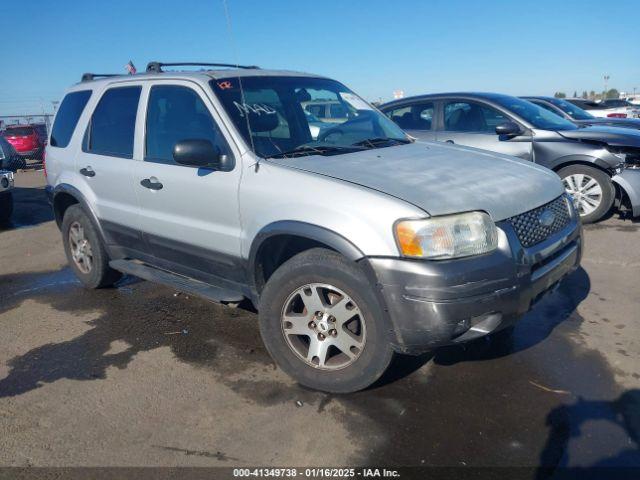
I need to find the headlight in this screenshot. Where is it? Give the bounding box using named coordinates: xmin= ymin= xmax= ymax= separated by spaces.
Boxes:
xmin=394 ymin=212 xmax=498 ymax=260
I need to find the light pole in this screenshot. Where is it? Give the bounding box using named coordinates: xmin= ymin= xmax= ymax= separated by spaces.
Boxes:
xmin=603 ymin=75 xmax=610 ymax=99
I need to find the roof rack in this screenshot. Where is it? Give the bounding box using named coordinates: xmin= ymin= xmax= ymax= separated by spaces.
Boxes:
xmin=81 ymin=73 xmax=122 ymax=82
xmin=146 ymin=61 xmax=259 ymax=73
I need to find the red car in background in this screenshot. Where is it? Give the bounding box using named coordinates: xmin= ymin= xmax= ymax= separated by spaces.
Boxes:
xmin=1 ymin=125 xmax=44 ymax=159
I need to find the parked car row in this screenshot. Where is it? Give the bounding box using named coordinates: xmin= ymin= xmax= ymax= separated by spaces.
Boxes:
xmin=380 ymin=93 xmax=640 ymax=224
xmin=565 ymin=98 xmax=640 ymax=119
xmin=45 ymin=63 xmax=584 ymax=392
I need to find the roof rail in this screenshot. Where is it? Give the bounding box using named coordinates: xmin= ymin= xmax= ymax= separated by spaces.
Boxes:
xmin=81 ymin=73 xmax=121 ymax=82
xmin=146 ymin=61 xmax=260 ymax=73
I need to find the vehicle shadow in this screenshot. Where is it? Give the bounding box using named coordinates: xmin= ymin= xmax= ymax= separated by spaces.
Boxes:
xmin=0 ymin=185 xmax=53 ymax=230
xmin=536 ymin=389 xmax=640 ymax=480
xmin=0 ymin=268 xmax=269 ymax=399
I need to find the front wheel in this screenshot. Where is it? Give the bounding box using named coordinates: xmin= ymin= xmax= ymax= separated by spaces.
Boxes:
xmin=558 ymin=165 xmax=614 ymax=224
xmin=258 ymin=248 xmax=394 ymax=393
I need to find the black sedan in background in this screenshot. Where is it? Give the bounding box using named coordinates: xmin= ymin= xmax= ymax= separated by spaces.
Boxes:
xmin=380 ymin=93 xmax=640 ymax=223
xmin=523 ymin=96 xmax=640 ymax=131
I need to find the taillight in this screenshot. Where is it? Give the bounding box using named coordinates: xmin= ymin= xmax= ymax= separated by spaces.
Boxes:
xmin=42 ymin=149 xmax=47 ymax=178
xmin=608 ymin=113 xmax=627 ymax=118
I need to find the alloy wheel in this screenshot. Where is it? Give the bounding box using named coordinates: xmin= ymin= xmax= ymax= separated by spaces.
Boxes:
xmin=563 ymin=173 xmax=603 ymax=216
xmin=68 ymin=221 xmax=93 ymax=274
xmin=281 ymin=283 xmax=366 ymax=370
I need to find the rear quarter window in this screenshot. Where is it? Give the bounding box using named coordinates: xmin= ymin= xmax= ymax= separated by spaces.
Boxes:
xmin=50 ymin=90 xmax=92 ymax=148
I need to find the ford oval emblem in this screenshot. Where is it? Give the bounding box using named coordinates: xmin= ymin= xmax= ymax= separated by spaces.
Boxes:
xmin=538 ymin=209 xmax=556 ymax=228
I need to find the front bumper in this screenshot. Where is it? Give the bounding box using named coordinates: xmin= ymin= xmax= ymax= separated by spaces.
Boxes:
xmin=363 ymin=217 xmax=582 ymax=353
xmin=613 ymin=168 xmax=640 ymax=217
xmin=0 ymin=170 xmax=14 ymax=193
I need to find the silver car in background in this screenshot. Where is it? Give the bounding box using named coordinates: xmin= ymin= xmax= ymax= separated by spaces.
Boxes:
xmin=381 ymin=93 xmax=640 ymax=223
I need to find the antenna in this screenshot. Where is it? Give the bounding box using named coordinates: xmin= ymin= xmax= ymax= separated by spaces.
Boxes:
xmin=221 ymin=0 xmax=257 ymax=162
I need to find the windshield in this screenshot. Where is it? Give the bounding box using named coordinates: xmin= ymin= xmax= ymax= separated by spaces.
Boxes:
xmin=211 ymin=76 xmax=409 ymax=158
xmin=547 ymin=98 xmax=594 ymax=120
xmin=493 ymin=96 xmax=577 ymax=131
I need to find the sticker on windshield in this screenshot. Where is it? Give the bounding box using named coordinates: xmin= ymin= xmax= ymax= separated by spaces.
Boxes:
xmin=217 ymin=80 xmax=234 ymax=90
xmin=339 ymin=92 xmax=373 ymax=111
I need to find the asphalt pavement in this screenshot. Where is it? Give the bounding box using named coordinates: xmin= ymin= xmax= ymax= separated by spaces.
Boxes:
xmin=0 ymin=171 xmax=638 ymax=477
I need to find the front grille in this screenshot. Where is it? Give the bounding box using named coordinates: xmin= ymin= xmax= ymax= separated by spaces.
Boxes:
xmin=507 ymin=195 xmax=571 ymax=248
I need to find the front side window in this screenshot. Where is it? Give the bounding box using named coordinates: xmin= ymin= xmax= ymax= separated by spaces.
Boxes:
xmin=85 ymin=86 xmax=141 ymax=158
xmin=211 ymin=76 xmax=409 ymax=158
xmin=50 ymin=90 xmax=92 ymax=148
xmin=387 ymin=103 xmax=434 ymax=130
xmin=145 ymin=85 xmax=230 ymax=165
xmin=444 ymin=102 xmax=507 ymax=133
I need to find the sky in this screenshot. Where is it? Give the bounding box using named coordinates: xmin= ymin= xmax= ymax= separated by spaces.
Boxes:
xmin=1 ymin=0 xmax=639 ymax=116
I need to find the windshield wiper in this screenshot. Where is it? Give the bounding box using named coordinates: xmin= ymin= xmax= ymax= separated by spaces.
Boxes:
xmin=265 ymin=145 xmax=361 ymax=159
xmin=352 ymin=137 xmax=413 ymax=148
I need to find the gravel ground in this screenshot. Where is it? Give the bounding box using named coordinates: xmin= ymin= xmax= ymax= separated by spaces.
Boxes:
xmin=0 ymin=171 xmax=638 ymax=475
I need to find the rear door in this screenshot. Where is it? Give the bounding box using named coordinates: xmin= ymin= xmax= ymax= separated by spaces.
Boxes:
xmin=437 ymin=99 xmax=533 ymax=160
xmin=384 ymin=101 xmax=437 ymax=142
xmin=76 ymin=84 xmax=146 ymax=255
xmin=133 ymin=80 xmax=244 ymax=286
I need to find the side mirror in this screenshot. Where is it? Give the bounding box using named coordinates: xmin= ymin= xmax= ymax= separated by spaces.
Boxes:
xmin=495 ymin=121 xmax=522 ymax=137
xmin=173 ymin=139 xmax=230 ymax=169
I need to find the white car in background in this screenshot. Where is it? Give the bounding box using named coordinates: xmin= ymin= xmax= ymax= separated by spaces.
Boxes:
xmin=566 ymin=98 xmax=640 ymax=119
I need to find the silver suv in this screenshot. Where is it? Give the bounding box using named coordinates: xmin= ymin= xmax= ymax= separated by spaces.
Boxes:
xmin=45 ymin=62 xmax=582 ymax=393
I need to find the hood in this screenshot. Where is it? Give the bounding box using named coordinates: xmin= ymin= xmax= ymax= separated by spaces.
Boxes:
xmin=557 ymin=125 xmax=640 ymax=147
xmin=268 ymin=142 xmax=564 ymax=221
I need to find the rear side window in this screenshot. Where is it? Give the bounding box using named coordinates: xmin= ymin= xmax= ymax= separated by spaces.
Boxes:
xmin=387 ymin=103 xmax=434 ymax=130
xmin=50 ymin=90 xmax=92 ymax=148
xmin=85 ymin=86 xmax=141 ymax=158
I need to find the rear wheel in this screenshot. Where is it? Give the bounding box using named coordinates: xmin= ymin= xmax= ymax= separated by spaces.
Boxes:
xmin=61 ymin=205 xmax=121 ymax=288
xmin=0 ymin=192 xmax=13 ymax=225
xmin=558 ymin=165 xmax=614 ymax=224
xmin=259 ymin=248 xmax=394 ymax=393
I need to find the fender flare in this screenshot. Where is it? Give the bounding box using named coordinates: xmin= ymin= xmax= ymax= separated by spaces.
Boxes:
xmin=52 ymin=183 xmax=108 ymax=246
xmin=548 ymin=154 xmax=615 ymax=173
xmin=248 ymin=220 xmax=365 ymax=285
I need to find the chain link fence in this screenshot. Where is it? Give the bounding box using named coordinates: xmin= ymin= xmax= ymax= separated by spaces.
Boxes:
xmin=0 ymin=114 xmax=53 ymax=171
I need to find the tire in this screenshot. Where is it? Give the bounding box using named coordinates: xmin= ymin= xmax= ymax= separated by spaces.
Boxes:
xmin=0 ymin=192 xmax=13 ymax=225
xmin=61 ymin=204 xmax=121 ymax=288
xmin=259 ymin=248 xmax=394 ymax=393
xmin=558 ymin=164 xmax=614 ymax=224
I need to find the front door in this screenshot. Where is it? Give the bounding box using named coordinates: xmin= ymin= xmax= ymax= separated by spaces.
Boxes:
xmin=438 ymin=100 xmax=533 ymax=160
xmin=133 ymin=81 xmax=244 ymax=286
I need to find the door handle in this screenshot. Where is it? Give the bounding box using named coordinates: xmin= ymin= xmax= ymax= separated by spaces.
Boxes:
xmin=445 ymin=140 xmax=455 ymax=144
xmin=79 ymin=166 xmax=95 ymax=177
xmin=140 ymin=178 xmax=163 ymax=190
